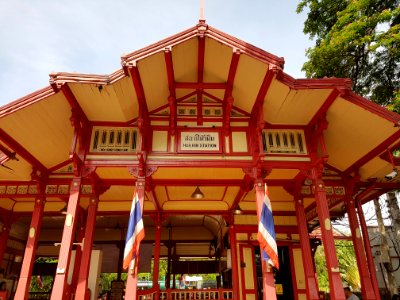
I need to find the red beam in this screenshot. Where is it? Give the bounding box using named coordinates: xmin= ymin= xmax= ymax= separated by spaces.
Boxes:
xmin=223 ymin=51 xmax=240 ymax=100
xmin=197 ymin=36 xmax=205 ymax=84
xmin=251 ymin=68 xmax=276 ymax=116
xmin=0 ymin=129 xmax=47 ymax=174
xmin=307 ymin=89 xmax=340 ymax=130
xmin=174 ymin=82 xmax=227 ymax=89
xmin=344 ymin=130 xmax=400 ymax=175
xmin=164 ymin=50 xmax=176 ymax=98
xmin=0 ymin=143 xmax=16 ymax=161
xmin=61 ymin=84 xmax=89 ymax=125
xmin=128 ymin=66 xmax=148 ymax=115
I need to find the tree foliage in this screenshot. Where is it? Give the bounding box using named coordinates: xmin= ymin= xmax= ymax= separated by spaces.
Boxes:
xmin=315 ymin=240 xmax=360 ymax=292
xmin=297 ymin=0 xmax=400 ymax=111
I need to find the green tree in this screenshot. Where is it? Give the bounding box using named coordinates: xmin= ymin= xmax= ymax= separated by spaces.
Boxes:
xmin=297 ymin=0 xmax=400 ymax=111
xmin=315 ymin=240 xmax=360 ymax=292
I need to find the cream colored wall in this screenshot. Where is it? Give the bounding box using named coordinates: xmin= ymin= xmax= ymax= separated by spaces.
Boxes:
xmin=152 ymin=131 xmax=168 ymax=152
xmin=232 ymin=132 xmax=248 ymax=152
xmin=68 ymin=250 xmax=103 ymax=300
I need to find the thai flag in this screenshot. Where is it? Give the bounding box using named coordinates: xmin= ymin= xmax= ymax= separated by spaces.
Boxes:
xmin=123 ymin=192 xmax=145 ymax=270
xmin=257 ymin=184 xmax=279 ymax=269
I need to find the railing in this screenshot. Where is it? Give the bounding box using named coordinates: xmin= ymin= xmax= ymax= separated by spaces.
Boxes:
xmin=159 ymin=289 xmax=233 ymax=300
xmin=138 ymin=287 xmax=159 ymax=300
xmin=138 ymin=288 xmax=233 ymax=300
xmin=28 ymin=292 xmax=51 ymax=299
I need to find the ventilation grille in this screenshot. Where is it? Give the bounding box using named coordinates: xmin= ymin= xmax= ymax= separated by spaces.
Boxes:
xmin=90 ymin=127 xmax=138 ymax=153
xmin=262 ymin=129 xmax=307 ymax=155
xmin=177 ymin=106 xmax=222 ymax=117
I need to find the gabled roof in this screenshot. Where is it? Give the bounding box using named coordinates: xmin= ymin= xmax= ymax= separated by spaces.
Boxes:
xmin=0 ymin=21 xmax=399 ymax=214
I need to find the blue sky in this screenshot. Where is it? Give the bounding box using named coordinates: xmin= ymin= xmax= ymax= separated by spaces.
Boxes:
xmin=0 ymin=1 xmax=313 ymax=106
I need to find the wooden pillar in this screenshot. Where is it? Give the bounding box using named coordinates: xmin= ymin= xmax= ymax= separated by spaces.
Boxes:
xmin=261 ymin=259 xmax=276 ymax=300
xmin=0 ymin=216 xmax=11 ymax=266
xmin=75 ymin=197 xmax=98 ymax=300
xmin=255 ymin=181 xmax=277 ymax=300
xmin=295 ymin=198 xmax=320 ymax=300
xmin=229 ymin=222 xmax=240 ymax=300
xmin=166 ymin=226 xmax=172 ymax=289
xmin=311 ymin=168 xmax=345 ymax=300
xmin=152 ymin=216 xmax=162 ymax=289
xmin=14 ymin=197 xmax=45 ymax=300
xmin=51 ymin=177 xmax=82 ymax=300
xmin=346 ymin=198 xmax=376 ymax=299
xmin=356 ymin=199 xmax=381 ymax=300
xmin=124 ymin=179 xmax=145 ymax=299
xmin=70 ymin=211 xmax=85 ymax=293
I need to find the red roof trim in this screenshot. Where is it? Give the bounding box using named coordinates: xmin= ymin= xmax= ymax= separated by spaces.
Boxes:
xmin=278 ymin=72 xmax=353 ymax=90
xmin=344 ymin=130 xmax=400 ymax=175
xmin=122 ymin=23 xmax=285 ymax=69
xmin=343 ymin=91 xmax=400 ymax=125
xmin=0 ymin=86 xmax=55 ymax=118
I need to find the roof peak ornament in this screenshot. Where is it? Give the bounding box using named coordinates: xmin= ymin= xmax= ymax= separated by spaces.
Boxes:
xmin=199 ymin=0 xmax=205 ymax=22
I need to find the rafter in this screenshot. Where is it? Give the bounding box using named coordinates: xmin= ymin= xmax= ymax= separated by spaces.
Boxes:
xmin=128 ymin=66 xmax=150 ymax=151
xmin=61 ymin=84 xmax=89 ymax=125
xmin=307 ymin=89 xmax=340 ymax=131
xmin=250 ymin=67 xmax=277 ymax=116
xmin=223 ymin=51 xmax=240 ymax=101
xmin=0 ymin=129 xmax=47 ymax=174
xmin=223 ymin=51 xmax=240 ymax=136
xmin=164 ymin=49 xmax=176 ymax=98
xmin=197 ymin=36 xmax=206 ymax=126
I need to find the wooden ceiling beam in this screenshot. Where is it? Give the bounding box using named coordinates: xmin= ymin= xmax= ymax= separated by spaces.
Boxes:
xmin=223 ymin=51 xmax=240 ymax=135
xmin=223 ymin=51 xmax=240 ymax=101
xmin=307 ymin=89 xmax=340 ymax=131
xmin=60 ymin=84 xmax=89 ymax=126
xmin=196 ymin=36 xmax=205 ymax=126
xmin=250 ymin=67 xmax=277 ymax=117
xmin=128 ymin=66 xmax=150 ymax=151
xmin=0 ymin=129 xmax=47 ymax=174
xmin=164 ymin=49 xmax=176 ymax=98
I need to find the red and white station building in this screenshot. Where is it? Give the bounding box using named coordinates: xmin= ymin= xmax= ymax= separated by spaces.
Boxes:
xmin=0 ymin=20 xmax=399 ymax=300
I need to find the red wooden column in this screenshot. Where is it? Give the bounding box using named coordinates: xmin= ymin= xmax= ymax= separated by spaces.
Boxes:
xmin=255 ymin=181 xmax=277 ymax=300
xmin=356 ymin=199 xmax=381 ymax=300
xmin=70 ymin=210 xmax=85 ymax=293
xmin=346 ymin=198 xmax=377 ymax=299
xmin=0 ymin=214 xmax=12 ymax=265
xmin=261 ymin=259 xmax=276 ymax=300
xmin=125 ymin=179 xmax=145 ymax=299
xmin=51 ymin=177 xmax=82 ymax=300
xmin=152 ymin=214 xmax=162 ymax=289
xmin=295 ymin=198 xmax=320 ymax=300
xmin=229 ymin=221 xmax=240 ymax=300
xmin=311 ymin=168 xmax=345 ymax=300
xmin=75 ymin=196 xmax=98 ymax=299
xmin=14 ymin=196 xmax=45 ymax=300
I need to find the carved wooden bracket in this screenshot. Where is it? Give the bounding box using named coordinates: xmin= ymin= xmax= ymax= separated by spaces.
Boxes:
xmin=242 ymin=165 xmax=271 ymax=180
xmin=30 ymin=168 xmax=47 ymax=195
xmin=128 ymin=152 xmax=157 ymax=178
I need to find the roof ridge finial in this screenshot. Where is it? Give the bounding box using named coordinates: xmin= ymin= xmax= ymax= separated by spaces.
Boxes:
xmin=199 ymin=0 xmax=205 ymax=23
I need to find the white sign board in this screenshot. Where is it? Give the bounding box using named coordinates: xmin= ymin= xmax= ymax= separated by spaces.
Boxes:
xmin=179 ymin=132 xmax=220 ymax=152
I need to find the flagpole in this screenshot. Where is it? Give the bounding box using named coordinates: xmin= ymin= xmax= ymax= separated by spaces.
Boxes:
xmin=255 ymin=181 xmax=277 ymax=300
xmin=125 ymin=179 xmax=146 ymax=298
